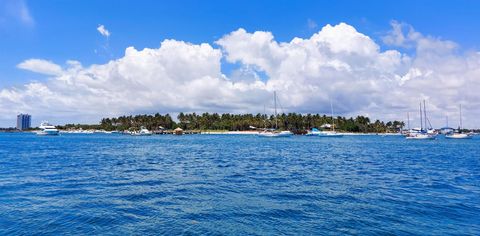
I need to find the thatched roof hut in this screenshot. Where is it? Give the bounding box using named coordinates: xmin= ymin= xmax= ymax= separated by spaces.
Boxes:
xmin=174 ymin=127 xmax=183 ymax=135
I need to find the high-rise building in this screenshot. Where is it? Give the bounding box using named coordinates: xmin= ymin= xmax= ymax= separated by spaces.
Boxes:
xmin=16 ymin=114 xmax=32 ymax=130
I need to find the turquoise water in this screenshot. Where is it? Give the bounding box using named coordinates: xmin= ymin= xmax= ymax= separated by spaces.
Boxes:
xmin=0 ymin=133 xmax=479 ymax=235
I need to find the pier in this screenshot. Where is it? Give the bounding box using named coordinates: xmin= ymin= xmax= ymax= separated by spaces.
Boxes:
xmin=152 ymin=130 xmax=201 ymax=135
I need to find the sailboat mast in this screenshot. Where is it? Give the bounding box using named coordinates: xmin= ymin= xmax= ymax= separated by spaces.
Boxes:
xmin=330 ymin=100 xmax=335 ymax=132
xmin=460 ymin=104 xmax=463 ymax=130
xmin=274 ymin=91 xmax=278 ymax=129
xmin=419 ymin=102 xmax=423 ymax=131
xmin=407 ymin=112 xmax=410 ymax=130
xmin=263 ymin=104 xmax=267 ymax=129
xmin=423 ymin=100 xmax=427 ymax=130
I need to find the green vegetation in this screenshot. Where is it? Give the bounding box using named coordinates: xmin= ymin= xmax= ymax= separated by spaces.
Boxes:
xmin=0 ymin=127 xmax=20 ymax=132
xmin=65 ymin=112 xmax=405 ymax=133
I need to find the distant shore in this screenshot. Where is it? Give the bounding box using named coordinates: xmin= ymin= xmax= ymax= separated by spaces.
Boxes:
xmin=200 ymin=131 xmax=403 ymax=136
xmin=1 ymin=129 xmax=404 ymax=136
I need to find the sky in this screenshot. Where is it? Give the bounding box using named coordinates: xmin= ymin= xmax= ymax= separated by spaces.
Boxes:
xmin=1 ymin=0 xmax=480 ymax=128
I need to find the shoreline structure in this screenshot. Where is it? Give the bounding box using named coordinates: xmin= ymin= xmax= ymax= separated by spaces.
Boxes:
xmin=5 ymin=112 xmax=478 ymax=134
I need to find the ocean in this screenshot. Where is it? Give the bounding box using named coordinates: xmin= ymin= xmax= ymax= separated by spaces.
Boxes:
xmin=0 ymin=133 xmax=479 ymax=235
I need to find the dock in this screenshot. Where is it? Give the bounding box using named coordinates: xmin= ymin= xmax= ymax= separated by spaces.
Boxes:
xmin=152 ymin=130 xmax=201 ymax=135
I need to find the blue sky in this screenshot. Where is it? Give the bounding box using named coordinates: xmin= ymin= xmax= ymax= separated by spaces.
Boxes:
xmin=2 ymin=0 xmax=480 ymax=87
xmin=1 ymin=0 xmax=480 ymax=127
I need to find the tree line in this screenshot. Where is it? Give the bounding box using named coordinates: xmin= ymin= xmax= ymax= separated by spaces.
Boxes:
xmin=59 ymin=112 xmax=405 ymax=133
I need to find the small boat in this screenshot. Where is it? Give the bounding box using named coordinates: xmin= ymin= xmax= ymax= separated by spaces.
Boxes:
xmin=317 ymin=100 xmax=343 ymax=138
xmin=257 ymin=91 xmax=293 ymax=138
xmin=445 ymin=133 xmax=473 ymax=139
xmin=258 ymin=130 xmax=293 ymax=137
xmin=36 ymin=121 xmax=59 ymax=136
xmin=306 ymin=128 xmax=321 ymax=136
xmin=445 ymin=104 xmax=473 ymax=139
xmin=131 ymin=126 xmax=153 ymax=136
xmin=405 ymin=132 xmax=436 ymax=140
xmin=406 ymin=100 xmax=436 ymax=140
xmin=307 ymin=128 xmax=342 ymax=137
xmin=317 ymin=131 xmax=343 ymax=137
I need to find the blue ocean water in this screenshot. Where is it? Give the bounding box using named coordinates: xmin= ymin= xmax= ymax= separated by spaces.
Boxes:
xmin=0 ymin=133 xmax=479 ymax=235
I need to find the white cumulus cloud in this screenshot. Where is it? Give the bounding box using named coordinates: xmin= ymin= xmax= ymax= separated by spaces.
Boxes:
xmin=4 ymin=40 xmax=268 ymax=125
xmin=17 ymin=59 xmax=63 ymax=76
xmin=2 ymin=22 xmax=480 ymax=128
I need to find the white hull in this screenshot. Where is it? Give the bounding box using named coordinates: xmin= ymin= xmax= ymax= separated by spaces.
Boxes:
xmin=307 ymin=129 xmax=343 ymax=137
xmin=130 ymin=131 xmax=153 ymax=136
xmin=406 ymin=134 xmax=435 ymax=140
xmin=258 ymin=131 xmax=293 ymax=137
xmin=316 ymin=132 xmax=343 ymax=138
xmin=36 ymin=130 xmax=59 ymax=136
xmin=306 ymin=129 xmax=321 ymax=136
xmin=445 ymin=133 xmax=473 ymax=139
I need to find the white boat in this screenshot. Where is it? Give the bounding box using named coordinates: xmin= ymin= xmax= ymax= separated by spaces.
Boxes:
xmin=406 ymin=132 xmax=436 ymax=140
xmin=257 ymin=91 xmax=293 ymax=138
xmin=316 ymin=100 xmax=343 ymax=138
xmin=258 ymin=130 xmax=293 ymax=137
xmin=130 ymin=126 xmax=153 ymax=136
xmin=317 ymin=131 xmax=344 ymax=137
xmin=445 ymin=133 xmax=473 ymax=139
xmin=307 ymin=128 xmax=343 ymax=137
xmin=306 ymin=128 xmax=321 ymax=136
xmin=36 ymin=121 xmax=59 ymax=136
xmin=406 ymin=100 xmax=436 ymax=140
xmin=446 ymin=104 xmax=473 ymax=139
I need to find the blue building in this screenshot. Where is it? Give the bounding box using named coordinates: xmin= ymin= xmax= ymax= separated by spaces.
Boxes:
xmin=16 ymin=114 xmax=32 ymax=130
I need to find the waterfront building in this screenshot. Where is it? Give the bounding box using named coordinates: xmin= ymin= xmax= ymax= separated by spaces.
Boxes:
xmin=16 ymin=114 xmax=32 ymax=130
xmin=174 ymin=127 xmax=184 ymax=135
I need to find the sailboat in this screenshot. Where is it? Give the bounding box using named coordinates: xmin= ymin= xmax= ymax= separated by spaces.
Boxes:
xmin=316 ymin=101 xmax=343 ymax=137
xmin=445 ymin=104 xmax=473 ymax=139
xmin=406 ymin=100 xmax=436 ymax=140
xmin=258 ymin=91 xmax=293 ymax=137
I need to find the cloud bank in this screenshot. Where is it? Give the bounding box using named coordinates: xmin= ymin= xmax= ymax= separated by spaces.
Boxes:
xmin=2 ymin=22 xmax=480 ymax=128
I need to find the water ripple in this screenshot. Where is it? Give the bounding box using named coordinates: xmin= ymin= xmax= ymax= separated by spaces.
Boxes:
xmin=0 ymin=133 xmax=479 ymax=234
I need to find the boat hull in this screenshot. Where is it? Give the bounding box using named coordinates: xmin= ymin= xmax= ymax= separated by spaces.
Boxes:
xmin=310 ymin=131 xmax=343 ymax=137
xmin=36 ymin=130 xmax=59 ymax=136
xmin=445 ymin=134 xmax=473 ymax=139
xmin=258 ymin=131 xmax=293 ymax=137
xmin=405 ymin=134 xmax=435 ymax=140
xmin=317 ymin=133 xmax=343 ymax=138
